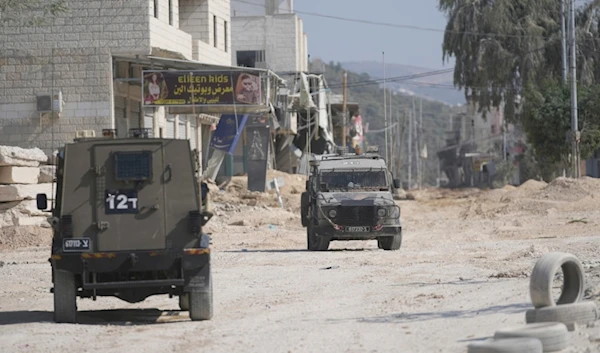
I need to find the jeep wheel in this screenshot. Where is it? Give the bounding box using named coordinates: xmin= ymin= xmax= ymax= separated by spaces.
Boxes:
xmin=53 ymin=269 xmax=77 ymax=323
xmin=377 ymin=234 xmax=402 ymax=251
xmin=189 ymin=276 xmax=213 ymax=321
xmin=179 ymin=293 xmax=190 ymax=311
xmin=307 ymin=224 xmax=330 ymax=251
xmin=300 ymin=192 xmax=309 ymax=227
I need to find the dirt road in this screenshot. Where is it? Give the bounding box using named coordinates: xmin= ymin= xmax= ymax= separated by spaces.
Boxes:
xmin=1 ymin=177 xmax=599 ymax=353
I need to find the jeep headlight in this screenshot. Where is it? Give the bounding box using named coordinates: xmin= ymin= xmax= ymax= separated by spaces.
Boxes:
xmin=377 ymin=208 xmax=387 ymax=217
xmin=328 ymin=209 xmax=337 ymax=218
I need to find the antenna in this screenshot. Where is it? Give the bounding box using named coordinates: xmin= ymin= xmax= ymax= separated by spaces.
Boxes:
xmin=51 ymin=46 xmax=56 ymax=211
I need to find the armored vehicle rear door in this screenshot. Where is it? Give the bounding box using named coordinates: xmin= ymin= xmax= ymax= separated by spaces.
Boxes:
xmin=93 ymin=142 xmax=166 ymax=251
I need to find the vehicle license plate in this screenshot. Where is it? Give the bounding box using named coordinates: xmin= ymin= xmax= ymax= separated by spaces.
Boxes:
xmin=345 ymin=226 xmax=370 ymax=232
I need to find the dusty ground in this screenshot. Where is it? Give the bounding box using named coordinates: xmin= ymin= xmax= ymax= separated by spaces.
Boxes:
xmin=1 ymin=176 xmax=600 ymax=353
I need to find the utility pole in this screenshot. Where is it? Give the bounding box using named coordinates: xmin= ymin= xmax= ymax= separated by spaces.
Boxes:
xmin=569 ymin=0 xmax=580 ymax=178
xmin=398 ymin=108 xmax=407 ymax=180
xmin=342 ymin=71 xmax=347 ymax=148
xmin=383 ymin=51 xmax=389 ymax=165
xmin=417 ymin=97 xmax=423 ymax=189
xmin=561 ymin=0 xmax=568 ymax=84
xmin=502 ymin=119 xmax=507 ymax=161
xmin=389 ymin=88 xmax=393 ymax=170
xmin=408 ymin=103 xmax=413 ymax=190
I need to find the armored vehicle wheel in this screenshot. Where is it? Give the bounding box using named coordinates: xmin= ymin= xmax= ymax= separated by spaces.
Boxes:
xmin=179 ymin=294 xmax=190 ymax=311
xmin=377 ymin=234 xmax=402 ymax=251
xmin=53 ymin=269 xmax=77 ymax=323
xmin=189 ymin=276 xmax=213 ymax=321
xmin=300 ymin=192 xmax=309 ymax=227
xmin=307 ymin=224 xmax=330 ymax=251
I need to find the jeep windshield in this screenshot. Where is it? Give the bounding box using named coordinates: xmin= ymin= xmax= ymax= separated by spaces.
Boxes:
xmin=319 ymin=169 xmax=388 ymax=192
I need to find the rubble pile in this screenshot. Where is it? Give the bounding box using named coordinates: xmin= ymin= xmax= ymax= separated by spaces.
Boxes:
xmin=0 ymin=146 xmax=55 ymax=228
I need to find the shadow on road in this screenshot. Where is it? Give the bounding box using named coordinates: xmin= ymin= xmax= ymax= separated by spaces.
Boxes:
xmin=0 ymin=308 xmax=192 ymax=326
xmin=224 ymin=248 xmax=379 ymax=253
xmin=328 ymin=302 xmax=531 ymax=324
xmin=392 ymin=279 xmax=499 ymax=287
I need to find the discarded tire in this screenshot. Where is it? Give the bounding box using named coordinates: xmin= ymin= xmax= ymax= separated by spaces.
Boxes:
xmin=525 ymin=300 xmax=598 ymax=326
xmin=494 ymin=322 xmax=568 ymax=352
xmin=467 ymin=337 xmax=543 ymax=353
xmin=529 ymin=252 xmax=585 ymax=308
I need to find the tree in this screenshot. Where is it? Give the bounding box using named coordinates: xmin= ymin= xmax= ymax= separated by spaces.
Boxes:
xmin=0 ymin=0 xmax=68 ymax=27
xmin=522 ymin=79 xmax=600 ymax=170
xmin=438 ymin=0 xmax=600 ymax=122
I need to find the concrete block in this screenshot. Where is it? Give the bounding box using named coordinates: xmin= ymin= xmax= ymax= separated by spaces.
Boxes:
xmin=0 ymin=183 xmax=54 ymax=202
xmin=0 ymin=200 xmax=50 ymax=227
xmin=0 ymin=166 xmax=40 ymax=184
xmin=39 ymin=165 xmax=56 ymax=183
xmin=0 ymin=145 xmax=47 ymax=166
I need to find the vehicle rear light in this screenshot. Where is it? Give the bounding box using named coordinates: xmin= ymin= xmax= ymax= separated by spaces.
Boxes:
xmin=60 ymin=215 xmax=73 ymax=237
xmin=188 ymin=211 xmax=202 ymax=233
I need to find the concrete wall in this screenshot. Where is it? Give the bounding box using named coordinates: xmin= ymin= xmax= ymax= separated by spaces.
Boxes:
xmin=149 ymin=16 xmax=193 ymax=59
xmin=0 ymin=0 xmax=231 ymax=153
xmin=231 ymin=13 xmax=307 ymax=72
xmin=179 ymin=0 xmax=231 ymax=64
xmin=0 ymin=0 xmax=151 ymax=152
xmin=180 ymin=0 xmax=211 ymax=43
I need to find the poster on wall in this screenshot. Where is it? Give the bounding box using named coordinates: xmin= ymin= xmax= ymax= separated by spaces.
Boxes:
xmin=209 ymin=114 xmax=249 ymax=154
xmin=141 ymin=70 xmax=264 ymax=107
xmin=246 ymin=125 xmax=270 ymax=192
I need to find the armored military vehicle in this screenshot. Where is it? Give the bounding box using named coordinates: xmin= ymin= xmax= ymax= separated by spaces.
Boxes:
xmin=300 ymin=147 xmax=402 ymax=251
xmin=36 ymin=128 xmax=214 ymax=323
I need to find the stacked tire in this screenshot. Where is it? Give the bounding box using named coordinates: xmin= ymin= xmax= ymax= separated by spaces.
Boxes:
xmin=468 ymin=252 xmax=598 ymax=353
xmin=526 ymin=252 xmax=598 ymax=332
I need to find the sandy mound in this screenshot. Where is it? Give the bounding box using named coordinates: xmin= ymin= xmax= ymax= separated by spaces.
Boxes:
xmin=210 ymin=170 xmax=307 ymax=212
xmin=519 ymin=179 xmax=548 ymax=190
xmin=534 ymin=177 xmax=600 ymax=202
xmin=0 ymin=225 xmax=52 ymax=251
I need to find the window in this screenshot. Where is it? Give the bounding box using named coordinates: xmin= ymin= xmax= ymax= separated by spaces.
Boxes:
xmin=114 ymin=151 xmax=153 ymax=181
xmin=168 ymin=0 xmax=173 ymax=25
xmin=224 ymin=20 xmax=228 ymax=52
xmin=213 ymin=15 xmax=217 ymax=48
xmin=236 ymin=50 xmax=266 ymax=68
xmin=154 ymin=0 xmax=158 ymax=18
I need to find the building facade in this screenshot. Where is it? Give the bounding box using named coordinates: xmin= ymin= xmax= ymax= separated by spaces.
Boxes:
xmin=230 ymin=0 xmax=308 ymax=72
xmin=0 ymin=0 xmax=232 ymax=161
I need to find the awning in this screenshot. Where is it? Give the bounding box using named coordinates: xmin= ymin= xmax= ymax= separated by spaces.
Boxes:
xmin=112 ymin=54 xmax=267 ymax=73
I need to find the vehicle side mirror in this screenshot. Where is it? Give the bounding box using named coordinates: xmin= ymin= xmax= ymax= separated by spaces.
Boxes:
xmin=393 ymin=179 xmax=401 ymax=189
xmin=36 ymin=193 xmax=48 ymax=211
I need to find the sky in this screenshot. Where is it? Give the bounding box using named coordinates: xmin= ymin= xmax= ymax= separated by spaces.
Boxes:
xmin=231 ymin=0 xmax=455 ymax=70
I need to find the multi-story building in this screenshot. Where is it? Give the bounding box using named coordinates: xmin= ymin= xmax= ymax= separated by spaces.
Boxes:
xmin=0 ymin=0 xmax=233 ymax=167
xmin=230 ymin=0 xmax=308 ymax=72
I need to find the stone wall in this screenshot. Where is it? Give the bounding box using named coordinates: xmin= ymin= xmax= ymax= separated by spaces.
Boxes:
xmin=0 ymin=0 xmax=151 ymax=153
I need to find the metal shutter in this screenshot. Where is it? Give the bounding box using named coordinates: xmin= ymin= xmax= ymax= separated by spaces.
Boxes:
xmin=114 ymin=97 xmax=127 ymax=137
xmin=178 ymin=116 xmax=187 ymax=139
xmin=165 ymin=116 xmax=176 ymax=138
xmin=190 ymin=118 xmax=197 ymax=149
xmin=129 ymin=100 xmax=141 ymax=129
xmin=143 ymin=111 xmax=154 ymax=131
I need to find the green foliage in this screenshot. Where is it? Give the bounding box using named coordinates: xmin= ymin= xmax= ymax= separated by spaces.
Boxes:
xmin=0 ymin=0 xmax=68 ymax=27
xmin=522 ymin=80 xmax=600 ymax=167
xmin=439 ymin=0 xmax=600 ymax=177
xmin=437 ymin=0 xmax=600 ymax=122
xmin=491 ymin=160 xmax=515 ymax=189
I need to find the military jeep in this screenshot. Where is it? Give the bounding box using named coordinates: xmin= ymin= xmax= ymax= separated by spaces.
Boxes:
xmin=300 ymin=148 xmax=403 ymax=251
xmin=36 ymin=128 xmax=214 ymax=323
